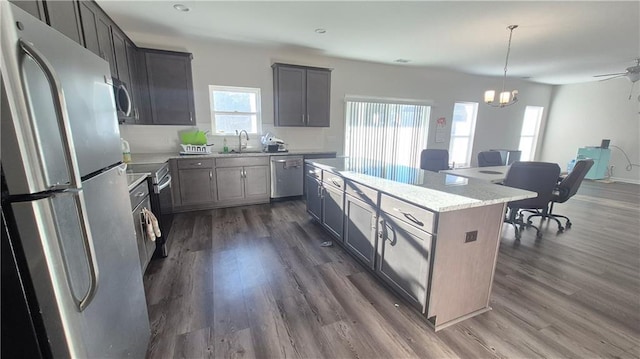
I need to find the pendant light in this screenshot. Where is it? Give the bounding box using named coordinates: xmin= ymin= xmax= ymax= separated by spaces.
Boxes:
xmin=485 ymin=25 xmax=519 ymax=107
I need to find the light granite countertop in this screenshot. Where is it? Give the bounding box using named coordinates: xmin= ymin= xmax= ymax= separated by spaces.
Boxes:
xmin=306 ymin=158 xmax=536 ymax=213
xmin=130 ymin=150 xmax=337 ymax=165
xmin=126 ymin=172 xmax=150 ymax=191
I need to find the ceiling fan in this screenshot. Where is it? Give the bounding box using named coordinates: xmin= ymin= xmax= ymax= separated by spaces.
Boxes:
xmin=594 ymin=59 xmax=640 ymax=100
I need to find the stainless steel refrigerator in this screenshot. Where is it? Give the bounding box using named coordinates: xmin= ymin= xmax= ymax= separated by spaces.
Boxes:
xmin=1 ymin=3 xmax=149 ymax=358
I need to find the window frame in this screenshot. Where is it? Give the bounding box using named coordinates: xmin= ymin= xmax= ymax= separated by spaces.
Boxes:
xmin=209 ymin=85 xmax=262 ymax=135
xmin=448 ymin=101 xmax=479 ymax=168
xmin=518 ymin=106 xmax=544 ymax=161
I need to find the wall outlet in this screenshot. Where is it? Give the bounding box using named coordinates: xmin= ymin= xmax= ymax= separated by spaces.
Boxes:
xmin=465 ymin=230 xmax=478 ymax=243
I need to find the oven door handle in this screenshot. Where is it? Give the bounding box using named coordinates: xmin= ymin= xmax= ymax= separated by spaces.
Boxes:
xmin=156 ymin=174 xmax=172 ymax=193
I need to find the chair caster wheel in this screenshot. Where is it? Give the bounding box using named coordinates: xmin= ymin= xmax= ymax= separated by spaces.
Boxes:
xmin=566 ymin=222 xmax=572 ymax=228
xmin=557 ymin=228 xmax=564 ymax=234
xmin=536 ymin=232 xmax=543 ymax=239
xmin=527 ymin=220 xmax=532 ymax=225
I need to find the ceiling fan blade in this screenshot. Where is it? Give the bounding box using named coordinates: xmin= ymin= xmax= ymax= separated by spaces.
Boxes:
xmin=594 ymin=72 xmax=627 ymax=77
xmin=598 ymin=74 xmax=626 ymax=81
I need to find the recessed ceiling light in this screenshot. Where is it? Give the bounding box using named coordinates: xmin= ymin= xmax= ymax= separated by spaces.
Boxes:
xmin=173 ymin=4 xmax=190 ymax=12
xmin=395 ymin=59 xmax=410 ymax=63
xmin=315 ymin=28 xmax=327 ymax=34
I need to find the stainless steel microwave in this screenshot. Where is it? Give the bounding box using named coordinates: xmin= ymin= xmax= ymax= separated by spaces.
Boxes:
xmin=110 ymin=77 xmax=134 ymax=123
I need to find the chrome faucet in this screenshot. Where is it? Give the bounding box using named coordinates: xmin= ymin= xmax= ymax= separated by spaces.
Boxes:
xmin=238 ymin=130 xmax=249 ymax=152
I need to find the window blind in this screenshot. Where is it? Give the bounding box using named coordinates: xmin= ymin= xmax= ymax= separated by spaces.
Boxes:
xmin=345 ymin=100 xmax=430 ymax=183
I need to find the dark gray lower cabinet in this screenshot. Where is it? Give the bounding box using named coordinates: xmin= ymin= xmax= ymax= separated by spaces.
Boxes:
xmin=305 ymin=175 xmax=322 ymax=221
xmin=321 ymin=184 xmax=344 ymax=241
xmin=344 ymin=194 xmax=377 ymax=269
xmin=216 ymin=167 xmax=244 ymax=202
xmin=179 ymin=168 xmax=215 ymax=205
xmin=376 ymin=213 xmax=432 ymax=312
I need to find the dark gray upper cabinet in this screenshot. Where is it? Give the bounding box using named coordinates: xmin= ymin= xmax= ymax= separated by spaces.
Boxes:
xmin=9 ymin=0 xmax=45 ymax=21
xmin=78 ymin=1 xmax=99 ymax=55
xmin=111 ymin=29 xmax=129 ymax=84
xmin=142 ymin=48 xmax=196 ymax=125
xmin=11 ymin=0 xmax=82 ymax=45
xmin=78 ymin=0 xmax=117 ymax=78
xmin=45 ymin=0 xmax=84 ymax=45
xmin=96 ymin=16 xmax=116 ymax=78
xmin=125 ymin=41 xmax=145 ymax=124
xmin=306 ymin=69 xmax=331 ymax=127
xmin=273 ymin=63 xmax=331 ymax=127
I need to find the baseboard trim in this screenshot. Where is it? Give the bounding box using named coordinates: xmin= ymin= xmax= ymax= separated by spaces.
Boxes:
xmin=606 ymin=177 xmax=640 ymax=185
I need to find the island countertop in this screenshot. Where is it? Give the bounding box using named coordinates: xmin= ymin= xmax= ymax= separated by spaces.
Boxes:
xmin=306 ymin=157 xmax=536 ymax=212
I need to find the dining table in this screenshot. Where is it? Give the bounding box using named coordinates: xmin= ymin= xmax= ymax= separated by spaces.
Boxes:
xmin=439 ymin=165 xmax=510 ymax=183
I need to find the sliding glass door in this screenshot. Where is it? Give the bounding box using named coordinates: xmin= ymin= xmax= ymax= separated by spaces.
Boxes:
xmin=345 ymin=99 xmax=430 ymax=183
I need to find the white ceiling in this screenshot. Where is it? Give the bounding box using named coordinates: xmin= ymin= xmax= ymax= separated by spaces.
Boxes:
xmin=97 ymin=1 xmax=640 ymax=85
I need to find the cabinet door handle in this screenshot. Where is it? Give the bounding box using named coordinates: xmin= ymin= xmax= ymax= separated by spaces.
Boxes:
xmin=193 ymin=162 xmax=202 ymax=166
xmin=331 ymin=178 xmax=341 ymax=187
xmin=392 ymin=208 xmax=424 ymax=227
xmin=301 ymin=114 xmax=305 ymax=124
xmin=317 ymin=184 xmax=321 ymax=197
xmin=135 ymin=191 xmax=145 ymax=197
xmin=189 ymin=112 xmax=193 ymax=122
xmin=209 ymin=170 xmax=212 ymax=180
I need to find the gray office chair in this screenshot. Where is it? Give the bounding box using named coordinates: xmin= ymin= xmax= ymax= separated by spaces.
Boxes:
xmin=478 ymin=151 xmax=504 ymax=167
xmin=420 ymin=149 xmax=449 ymax=172
xmin=526 ymin=159 xmax=594 ymax=231
xmin=503 ymin=161 xmax=561 ymax=240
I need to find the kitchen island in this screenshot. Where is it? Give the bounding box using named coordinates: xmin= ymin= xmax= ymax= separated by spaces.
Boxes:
xmin=305 ymin=158 xmax=535 ymax=330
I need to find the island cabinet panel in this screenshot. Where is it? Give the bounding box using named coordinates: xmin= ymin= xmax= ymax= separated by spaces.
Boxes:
xmin=376 ymin=211 xmax=432 ymax=313
xmin=321 ymin=183 xmax=344 ymax=241
xmin=426 ymin=202 xmax=505 ymax=327
xmin=344 ymin=194 xmax=377 ymax=269
xmin=305 ymin=174 xmax=322 ymax=221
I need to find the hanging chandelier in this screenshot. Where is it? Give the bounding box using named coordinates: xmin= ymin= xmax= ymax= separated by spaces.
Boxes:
xmin=484 ymin=25 xmax=519 ymax=107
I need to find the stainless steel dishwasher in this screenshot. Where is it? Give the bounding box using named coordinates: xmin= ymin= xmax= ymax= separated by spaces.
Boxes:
xmin=270 ymin=155 xmax=304 ymax=198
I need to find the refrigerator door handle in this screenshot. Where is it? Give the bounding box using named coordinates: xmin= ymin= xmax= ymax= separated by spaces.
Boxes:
xmin=18 ymin=39 xmax=82 ymax=191
xmin=68 ymin=189 xmax=100 ymax=311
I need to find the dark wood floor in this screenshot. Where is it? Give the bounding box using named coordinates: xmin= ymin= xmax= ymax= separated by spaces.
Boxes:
xmin=143 ymin=181 xmax=640 ymax=359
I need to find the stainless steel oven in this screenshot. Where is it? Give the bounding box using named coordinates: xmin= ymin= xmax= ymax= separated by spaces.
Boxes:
xmin=128 ymin=162 xmax=174 ymax=257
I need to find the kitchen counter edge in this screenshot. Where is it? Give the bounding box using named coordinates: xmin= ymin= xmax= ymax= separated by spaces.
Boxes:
xmin=130 ymin=150 xmax=337 ymax=165
xmin=305 ymin=158 xmax=536 ymax=213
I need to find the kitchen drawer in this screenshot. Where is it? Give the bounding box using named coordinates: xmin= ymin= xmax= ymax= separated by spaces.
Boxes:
xmin=129 ymin=180 xmax=149 ymax=210
xmin=305 ymin=164 xmax=322 ymax=180
xmin=216 ymin=156 xmax=268 ymax=168
xmin=345 ymin=180 xmax=378 ymax=206
xmin=323 ymin=172 xmax=344 ymax=190
xmin=380 ymin=194 xmax=435 ymax=234
xmin=177 ymin=158 xmax=214 ymax=169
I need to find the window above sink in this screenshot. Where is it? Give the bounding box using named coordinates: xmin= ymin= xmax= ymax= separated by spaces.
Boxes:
xmin=209 ymin=85 xmax=262 ymax=135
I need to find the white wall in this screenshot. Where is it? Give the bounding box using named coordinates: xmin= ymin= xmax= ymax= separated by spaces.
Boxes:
xmin=120 ymin=33 xmax=554 ymax=165
xmin=539 ymin=80 xmax=640 ymax=183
